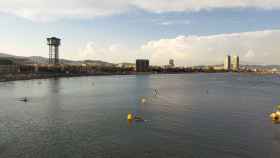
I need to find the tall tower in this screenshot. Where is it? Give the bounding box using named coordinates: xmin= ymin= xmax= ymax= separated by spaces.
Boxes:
xmin=224 ymin=55 xmax=231 ymax=71
xmin=47 ymin=37 xmax=61 ymax=65
xmin=232 ymin=56 xmax=240 ymax=71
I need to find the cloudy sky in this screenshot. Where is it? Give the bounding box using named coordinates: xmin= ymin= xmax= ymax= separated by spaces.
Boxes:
xmin=1 ymin=0 xmax=280 ymax=66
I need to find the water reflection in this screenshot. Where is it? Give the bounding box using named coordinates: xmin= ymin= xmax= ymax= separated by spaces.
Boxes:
xmin=46 ymin=78 xmax=62 ymax=120
xmin=134 ymin=75 xmax=152 ymax=114
xmin=127 ymin=119 xmax=133 ymax=127
xmin=271 ymin=127 xmax=280 ymax=157
xmin=49 ymin=78 xmax=61 ymax=94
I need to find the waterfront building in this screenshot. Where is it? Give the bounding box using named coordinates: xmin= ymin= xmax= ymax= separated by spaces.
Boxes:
xmin=116 ymin=63 xmax=136 ymax=69
xmin=224 ymin=55 xmax=231 ymax=71
xmin=213 ymin=66 xmax=225 ymax=71
xmin=232 ymin=55 xmax=240 ymax=71
xmin=136 ymin=59 xmax=149 ymax=72
xmin=169 ymin=59 xmax=175 ymax=67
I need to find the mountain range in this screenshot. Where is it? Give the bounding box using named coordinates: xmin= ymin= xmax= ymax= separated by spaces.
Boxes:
xmin=0 ymin=53 xmax=115 ymax=67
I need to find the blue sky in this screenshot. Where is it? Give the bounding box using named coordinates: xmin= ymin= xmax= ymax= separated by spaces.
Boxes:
xmin=1 ymin=0 xmax=280 ymax=66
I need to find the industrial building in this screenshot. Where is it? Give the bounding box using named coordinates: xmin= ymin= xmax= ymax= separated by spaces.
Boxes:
xmin=224 ymin=55 xmax=231 ymax=71
xmin=232 ymin=56 xmax=240 ymax=71
xmin=47 ymin=37 xmax=61 ymax=65
xmin=136 ymin=59 xmax=149 ymax=72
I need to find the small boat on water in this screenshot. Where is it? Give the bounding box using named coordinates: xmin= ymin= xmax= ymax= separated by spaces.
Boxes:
xmin=19 ymin=97 xmax=29 ymax=102
xmin=127 ymin=113 xmax=145 ymax=122
xmin=134 ymin=115 xmax=145 ymax=122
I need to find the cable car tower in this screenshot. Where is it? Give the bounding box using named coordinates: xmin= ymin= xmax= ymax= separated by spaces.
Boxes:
xmin=47 ymin=37 xmax=61 ymax=65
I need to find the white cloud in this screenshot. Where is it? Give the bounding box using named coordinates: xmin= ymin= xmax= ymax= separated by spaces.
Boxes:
xmin=0 ymin=0 xmax=131 ymax=22
xmin=245 ymin=49 xmax=255 ymax=58
xmin=140 ymin=30 xmax=280 ymax=66
xmin=1 ymin=0 xmax=280 ymax=21
xmin=159 ymin=20 xmax=191 ymax=26
xmin=160 ymin=21 xmax=173 ymax=26
xmin=133 ymin=0 xmax=280 ymax=12
xmin=78 ymin=30 xmax=280 ymax=66
xmin=78 ymin=42 xmax=134 ymax=63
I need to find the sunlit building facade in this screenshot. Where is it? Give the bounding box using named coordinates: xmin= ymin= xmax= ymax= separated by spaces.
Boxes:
xmin=224 ymin=55 xmax=231 ymax=71
xmin=232 ymin=56 xmax=240 ymax=71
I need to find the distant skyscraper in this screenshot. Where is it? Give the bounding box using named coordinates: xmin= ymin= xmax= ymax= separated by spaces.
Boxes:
xmin=169 ymin=59 xmax=175 ymax=67
xmin=224 ymin=55 xmax=231 ymax=71
xmin=232 ymin=55 xmax=240 ymax=71
xmin=136 ymin=59 xmax=149 ymax=72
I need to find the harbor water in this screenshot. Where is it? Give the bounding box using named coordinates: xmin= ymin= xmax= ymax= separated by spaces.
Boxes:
xmin=0 ymin=73 xmax=280 ymax=158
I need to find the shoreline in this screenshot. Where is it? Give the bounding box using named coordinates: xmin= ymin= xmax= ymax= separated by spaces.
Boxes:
xmin=0 ymin=71 xmax=278 ymax=82
xmin=0 ymin=72 xmax=138 ymax=82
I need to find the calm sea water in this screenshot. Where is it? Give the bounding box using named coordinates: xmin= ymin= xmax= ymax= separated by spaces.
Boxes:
xmin=0 ymin=73 xmax=280 ymax=158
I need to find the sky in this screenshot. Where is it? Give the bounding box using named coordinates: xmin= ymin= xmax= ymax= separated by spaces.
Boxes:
xmin=1 ymin=0 xmax=280 ymax=66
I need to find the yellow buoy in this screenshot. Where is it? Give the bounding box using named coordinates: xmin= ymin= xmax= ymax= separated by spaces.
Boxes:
xmin=127 ymin=113 xmax=133 ymax=120
xmin=269 ymin=105 xmax=280 ymax=122
xmin=270 ymin=112 xmax=280 ymax=121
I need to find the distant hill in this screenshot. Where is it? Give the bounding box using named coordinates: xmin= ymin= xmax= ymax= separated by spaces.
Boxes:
xmin=84 ymin=60 xmax=115 ymax=67
xmin=28 ymin=56 xmax=84 ymax=65
xmin=242 ymin=64 xmax=280 ymax=70
xmin=0 ymin=53 xmax=31 ymax=64
xmin=0 ymin=53 xmax=15 ymax=58
xmin=0 ymin=53 xmax=27 ymax=59
xmin=0 ymin=53 xmax=114 ymax=66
